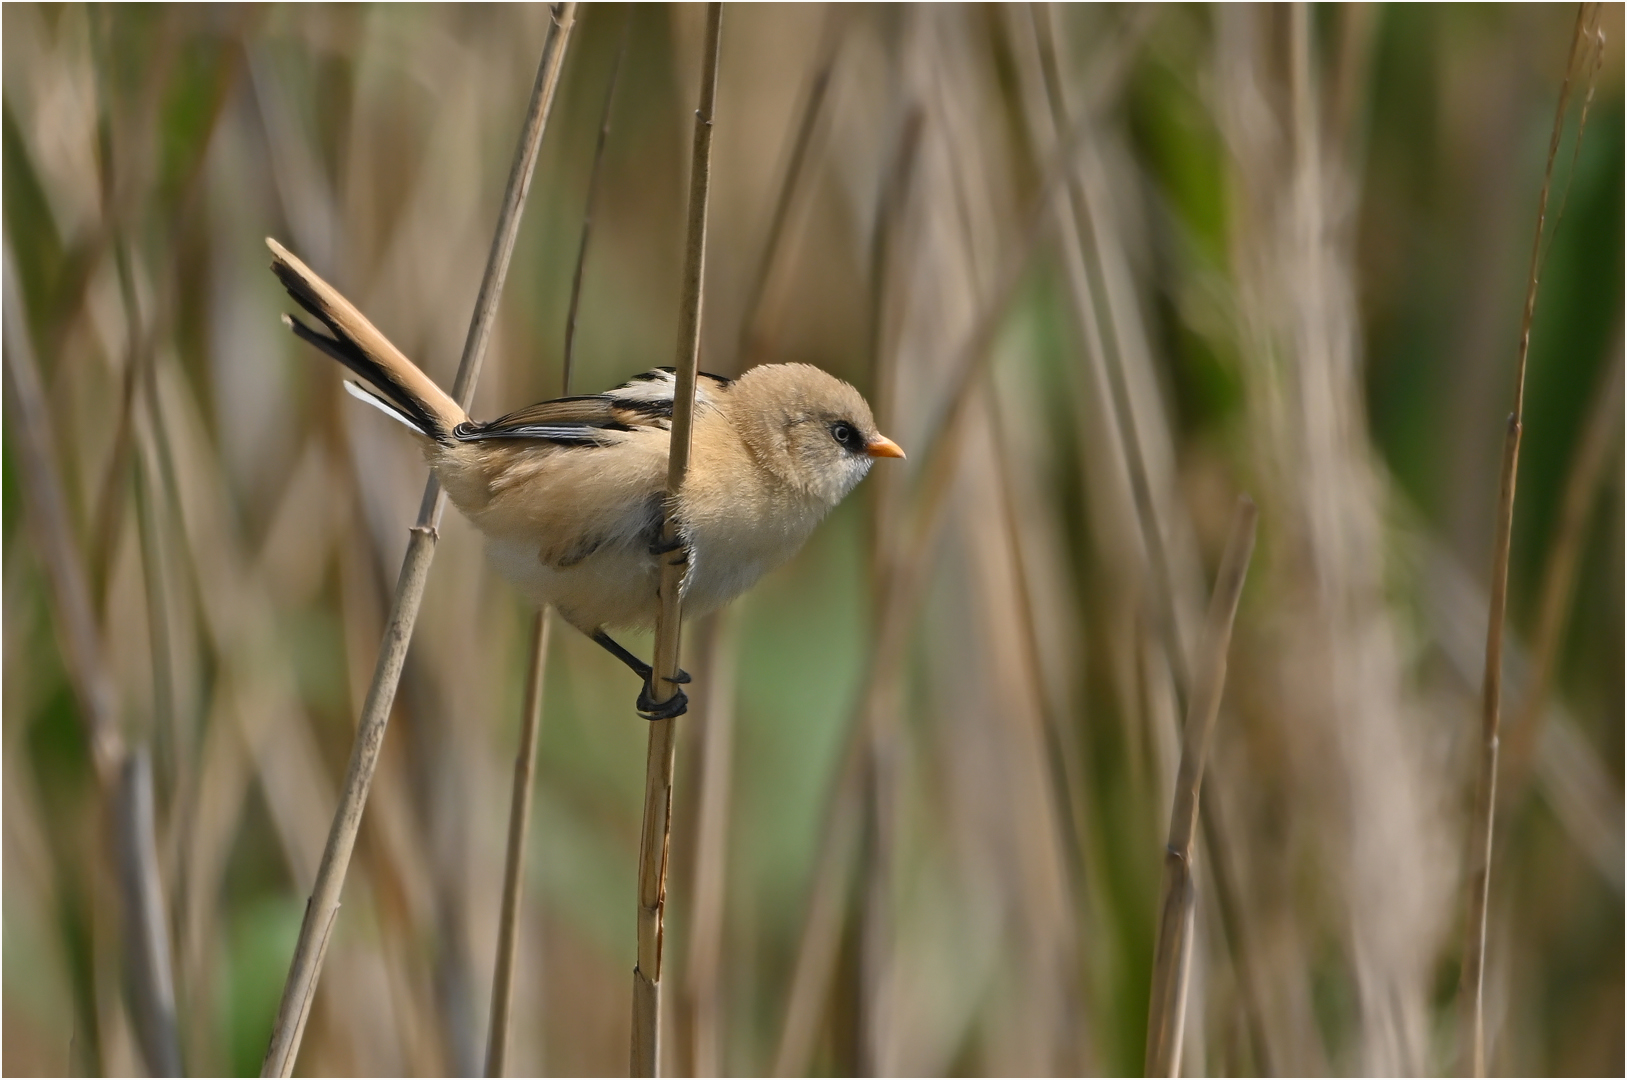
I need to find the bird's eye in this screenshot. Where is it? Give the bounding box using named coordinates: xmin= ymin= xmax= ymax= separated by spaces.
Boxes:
xmin=831 ymin=421 xmax=860 ymax=450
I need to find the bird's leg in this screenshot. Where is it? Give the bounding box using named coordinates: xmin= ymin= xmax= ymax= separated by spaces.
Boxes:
xmin=589 ymin=630 xmax=691 ymax=720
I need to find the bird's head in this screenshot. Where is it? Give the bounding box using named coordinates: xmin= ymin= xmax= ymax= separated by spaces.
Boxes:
xmin=729 ymin=363 xmax=905 ymax=508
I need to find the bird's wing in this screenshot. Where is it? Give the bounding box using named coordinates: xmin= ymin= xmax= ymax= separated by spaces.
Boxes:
xmin=453 ymin=368 xmax=731 ymax=446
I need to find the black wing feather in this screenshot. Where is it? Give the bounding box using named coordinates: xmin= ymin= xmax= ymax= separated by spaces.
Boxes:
xmin=450 ymin=368 xmax=729 ymax=445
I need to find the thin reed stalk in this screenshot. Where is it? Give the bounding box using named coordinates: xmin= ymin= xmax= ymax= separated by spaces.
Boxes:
xmin=1027 ymin=8 xmax=1272 ymax=1070
xmin=83 ymin=3 xmax=164 ymax=612
xmin=484 ymin=610 xmax=553 ymax=1076
xmin=772 ymin=86 xmax=1103 ymax=1075
xmin=1458 ymin=9 xmax=1598 ymax=1074
xmin=4 ymin=241 xmax=181 ymax=1075
xmin=486 ymin=14 xmax=624 ymax=1071
xmin=734 ymin=6 xmax=847 ymax=369
xmin=260 ymin=9 xmax=577 ymax=1074
xmin=768 ymin=110 xmax=922 ymax=1078
xmin=2 ymin=244 xmax=125 ymax=783
xmin=632 ymin=6 xmax=722 ymax=1074
xmin=562 ymin=4 xmax=632 ymax=396
xmin=114 ymin=749 xmax=182 ymax=1077
xmin=1144 ymin=496 xmax=1257 ymax=1078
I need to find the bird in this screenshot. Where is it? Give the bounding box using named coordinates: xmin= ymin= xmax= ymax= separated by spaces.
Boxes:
xmin=267 ymin=238 xmax=904 ymax=720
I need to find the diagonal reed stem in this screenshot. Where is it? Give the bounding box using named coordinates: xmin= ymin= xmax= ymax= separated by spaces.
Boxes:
xmin=259 ymin=9 xmax=577 ymax=1074
xmin=1144 ymin=496 xmax=1258 ymax=1078
xmin=1458 ymin=8 xmax=1598 ymax=1075
xmin=733 ymin=6 xmax=846 ymax=370
xmin=562 ymin=4 xmax=633 ymax=397
xmin=632 ymin=6 xmax=722 ymax=1075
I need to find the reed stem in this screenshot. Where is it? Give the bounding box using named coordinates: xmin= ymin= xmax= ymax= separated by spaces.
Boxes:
xmin=1458 ymin=8 xmax=1597 ymax=1073
xmin=632 ymin=5 xmax=722 ymax=1075
xmin=734 ymin=7 xmax=846 ymax=369
xmin=1144 ymin=496 xmax=1257 ymax=1078
xmin=4 ymin=241 xmax=181 ymax=1075
xmin=562 ymin=4 xmax=632 ymax=395
xmin=485 ymin=610 xmax=553 ymax=1076
xmin=772 ymin=89 xmax=1097 ymax=1076
xmin=485 ymin=11 xmax=619 ymax=1069
xmin=259 ymin=9 xmax=577 ymax=1074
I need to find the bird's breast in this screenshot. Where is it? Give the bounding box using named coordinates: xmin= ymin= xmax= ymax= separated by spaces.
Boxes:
xmin=676 ymin=479 xmax=827 ymax=618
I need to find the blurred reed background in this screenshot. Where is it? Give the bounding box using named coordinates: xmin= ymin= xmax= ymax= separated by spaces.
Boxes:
xmin=3 ymin=3 xmax=1621 ymax=1076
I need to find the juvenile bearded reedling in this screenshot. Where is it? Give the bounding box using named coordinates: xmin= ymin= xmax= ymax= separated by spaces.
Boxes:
xmin=268 ymin=239 xmax=904 ymax=719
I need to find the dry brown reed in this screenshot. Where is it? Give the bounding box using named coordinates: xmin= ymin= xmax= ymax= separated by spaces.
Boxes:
xmin=774 ymin=12 xmax=1138 ymax=1071
xmin=259 ymin=9 xmax=578 ymax=1073
xmin=1144 ymin=496 xmax=1257 ymax=1077
xmin=1460 ymin=8 xmax=1602 ymax=1074
xmin=484 ymin=609 xmax=552 ymax=1077
xmin=733 ymin=7 xmax=847 ymax=372
xmin=562 ymin=3 xmax=633 ymax=400
xmin=631 ymin=6 xmax=722 ymax=1074
xmin=4 ymin=241 xmax=182 ymax=1075
xmin=486 ymin=13 xmax=629 ymax=1073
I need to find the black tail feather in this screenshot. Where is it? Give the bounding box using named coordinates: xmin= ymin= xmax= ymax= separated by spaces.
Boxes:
xmin=273 ymin=266 xmax=450 ymax=443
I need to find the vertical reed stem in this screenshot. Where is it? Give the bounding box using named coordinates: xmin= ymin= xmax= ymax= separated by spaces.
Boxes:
xmin=485 ymin=611 xmax=553 ymax=1076
xmin=1459 ymin=9 xmax=1595 ymax=1073
xmin=1145 ymin=497 xmax=1257 ymax=1078
xmin=260 ymin=9 xmax=577 ymax=1074
xmin=772 ymin=100 xmax=1089 ymax=1078
xmin=486 ymin=12 xmax=622 ymax=1068
xmin=631 ymin=5 xmax=722 ymax=1075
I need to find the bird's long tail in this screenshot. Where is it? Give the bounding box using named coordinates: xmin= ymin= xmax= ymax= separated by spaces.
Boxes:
xmin=267 ymin=238 xmax=466 ymax=443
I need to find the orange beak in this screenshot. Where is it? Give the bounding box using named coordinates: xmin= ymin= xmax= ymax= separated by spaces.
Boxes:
xmin=865 ymin=433 xmax=906 ymax=459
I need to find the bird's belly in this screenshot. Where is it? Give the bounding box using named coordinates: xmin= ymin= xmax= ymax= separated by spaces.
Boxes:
xmin=484 ymin=535 xmax=661 ymax=631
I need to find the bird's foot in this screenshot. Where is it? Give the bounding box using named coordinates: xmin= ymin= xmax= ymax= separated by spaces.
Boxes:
xmin=636 ymin=684 xmax=689 ymax=720
xmin=649 ymin=535 xmax=686 ymax=556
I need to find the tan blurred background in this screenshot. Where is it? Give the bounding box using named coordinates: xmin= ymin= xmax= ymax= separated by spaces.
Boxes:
xmin=3 ymin=4 xmax=1621 ymax=1076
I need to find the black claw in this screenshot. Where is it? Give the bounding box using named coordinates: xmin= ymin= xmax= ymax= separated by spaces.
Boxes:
xmin=649 ymin=534 xmax=686 ymax=556
xmin=636 ymin=685 xmax=689 ymax=720
xmin=591 ymin=629 xmax=690 ymax=709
